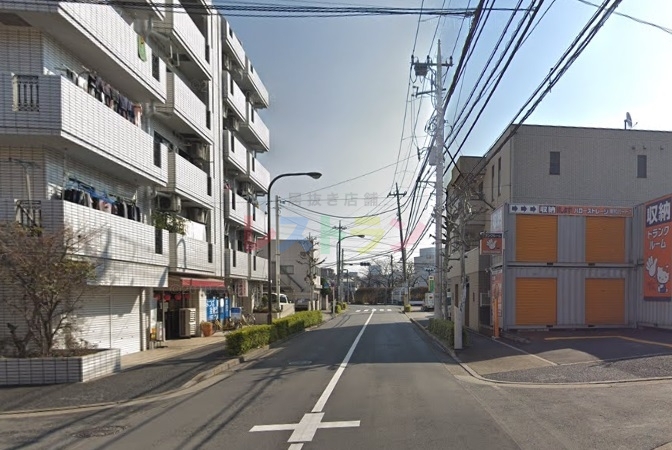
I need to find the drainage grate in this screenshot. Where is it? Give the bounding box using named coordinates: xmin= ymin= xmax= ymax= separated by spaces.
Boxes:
xmin=73 ymin=426 xmax=127 ymax=438
xmin=288 ymin=360 xmax=313 ymax=366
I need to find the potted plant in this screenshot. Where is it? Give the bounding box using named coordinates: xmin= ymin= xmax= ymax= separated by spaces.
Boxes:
xmin=200 ymin=321 xmax=214 ymax=337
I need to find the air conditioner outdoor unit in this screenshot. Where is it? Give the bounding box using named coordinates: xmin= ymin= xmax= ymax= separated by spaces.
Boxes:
xmin=187 ymin=207 xmax=208 ymax=224
xmin=227 ymin=116 xmax=240 ymax=132
xmin=156 ymin=194 xmax=181 ymax=212
xmin=179 ymin=308 xmax=196 ymax=337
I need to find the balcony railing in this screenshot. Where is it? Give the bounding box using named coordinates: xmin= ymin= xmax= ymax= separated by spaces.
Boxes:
xmin=116 ymin=0 xmax=165 ymax=20
xmin=154 ymin=0 xmax=210 ymax=78
xmin=168 ymin=151 xmax=212 ymax=207
xmin=247 ymin=152 xmax=270 ymax=192
xmin=249 ymin=255 xmax=268 ymax=280
xmin=250 ymin=205 xmax=267 ymax=235
xmin=224 ymin=131 xmax=248 ymax=172
xmin=222 ymin=71 xmax=247 ymax=121
xmin=169 ymin=233 xmax=214 ymax=274
xmin=158 ymin=72 xmax=211 ymax=141
xmin=223 ymin=189 xmax=248 ymax=226
xmin=246 ymin=60 xmax=270 ymax=108
xmin=225 ymin=249 xmax=249 ymax=278
xmin=241 ymin=103 xmax=270 ymax=152
xmin=221 ymin=19 xmax=246 ymax=69
xmin=0 ymin=74 xmax=167 ymax=185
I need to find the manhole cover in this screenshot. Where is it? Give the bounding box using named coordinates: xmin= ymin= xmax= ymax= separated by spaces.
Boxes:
xmin=288 ymin=360 xmax=312 ymax=366
xmin=73 ymin=425 xmax=127 ymax=438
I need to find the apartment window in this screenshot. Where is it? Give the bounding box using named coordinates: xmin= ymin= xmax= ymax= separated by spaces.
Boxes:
xmin=13 ymin=75 xmax=39 ymax=112
xmin=155 ymin=228 xmax=163 ymax=254
xmin=637 ymin=155 xmax=647 ymax=178
xmin=153 ymin=139 xmax=162 ymax=168
xmin=549 ymin=151 xmax=560 ymax=175
xmin=152 ymin=55 xmax=161 ymax=81
xmin=208 ymin=243 xmax=213 ymax=263
xmin=491 ymin=165 xmax=495 ymax=201
xmin=497 ymin=157 xmax=502 ymax=196
xmin=280 ymin=265 xmax=294 ymax=274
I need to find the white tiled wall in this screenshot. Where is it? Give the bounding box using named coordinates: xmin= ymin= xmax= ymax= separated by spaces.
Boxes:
xmin=168 ymin=150 xmax=212 ymax=207
xmin=0 ymin=26 xmax=42 ymax=74
xmin=169 ymin=233 xmax=214 ymax=274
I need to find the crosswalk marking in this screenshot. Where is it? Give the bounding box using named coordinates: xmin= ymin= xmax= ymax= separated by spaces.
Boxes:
xmin=352 ymin=308 xmax=396 ymax=313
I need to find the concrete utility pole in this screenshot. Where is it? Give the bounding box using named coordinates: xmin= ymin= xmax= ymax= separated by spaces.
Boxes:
xmin=388 ymin=182 xmax=408 ymax=305
xmin=455 ymin=193 xmax=467 ymax=349
xmin=333 ymin=221 xmax=346 ymax=313
xmin=275 ymin=195 xmax=281 ymax=302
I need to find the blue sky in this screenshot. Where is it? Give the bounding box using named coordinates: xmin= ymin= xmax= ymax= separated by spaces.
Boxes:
xmin=227 ymin=0 xmax=672 ymax=267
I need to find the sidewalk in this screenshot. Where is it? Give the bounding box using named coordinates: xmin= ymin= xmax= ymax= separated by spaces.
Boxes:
xmin=0 ymin=311 xmax=335 ymax=414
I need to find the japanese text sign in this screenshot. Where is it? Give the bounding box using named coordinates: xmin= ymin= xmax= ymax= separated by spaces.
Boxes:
xmin=644 ymin=196 xmax=672 ymax=301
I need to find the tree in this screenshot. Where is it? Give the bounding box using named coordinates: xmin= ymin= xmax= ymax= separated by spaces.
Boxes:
xmin=0 ymin=223 xmax=98 ymax=357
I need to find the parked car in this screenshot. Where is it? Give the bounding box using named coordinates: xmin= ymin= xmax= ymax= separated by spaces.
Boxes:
xmin=295 ymin=298 xmax=311 ymax=311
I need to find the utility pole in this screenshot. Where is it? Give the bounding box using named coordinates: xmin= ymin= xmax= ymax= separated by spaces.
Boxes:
xmin=332 ymin=221 xmax=346 ymax=313
xmin=275 ymin=195 xmax=281 ymax=303
xmin=388 ymin=182 xmax=408 ymax=306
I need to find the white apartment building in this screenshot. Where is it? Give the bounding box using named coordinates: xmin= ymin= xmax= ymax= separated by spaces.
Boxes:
xmin=0 ymin=1 xmax=271 ymax=354
xmin=413 ymin=247 xmax=435 ymax=288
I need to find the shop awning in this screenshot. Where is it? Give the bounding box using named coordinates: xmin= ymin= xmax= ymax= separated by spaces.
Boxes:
xmin=169 ymin=277 xmax=226 ymax=290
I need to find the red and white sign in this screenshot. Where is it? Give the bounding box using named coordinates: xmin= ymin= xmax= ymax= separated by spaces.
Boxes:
xmin=480 ymin=232 xmax=503 ymax=255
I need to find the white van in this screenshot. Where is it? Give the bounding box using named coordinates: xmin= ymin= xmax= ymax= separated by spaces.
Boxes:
xmin=270 ymin=293 xmax=291 ymax=309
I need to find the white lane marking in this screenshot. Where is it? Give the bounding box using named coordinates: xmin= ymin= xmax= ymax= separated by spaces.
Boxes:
xmin=364 ymin=309 xmax=369 ymax=312
xmin=493 ymin=337 xmax=558 ymax=366
xmin=386 ymin=309 xmax=392 ymax=312
xmin=311 ymin=309 xmax=375 ymax=412
xmin=356 ymin=309 xmax=361 ymax=312
xmin=288 ymin=444 xmax=304 ymax=450
xmin=250 ymin=413 xmax=360 ymax=444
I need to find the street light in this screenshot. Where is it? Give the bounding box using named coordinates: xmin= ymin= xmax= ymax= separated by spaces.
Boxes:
xmin=267 ymin=172 xmax=321 ymax=325
xmin=334 ymin=234 xmax=365 ymax=314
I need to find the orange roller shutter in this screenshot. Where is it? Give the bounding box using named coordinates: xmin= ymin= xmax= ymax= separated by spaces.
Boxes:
xmin=585 ymin=278 xmax=625 ymax=325
xmin=515 ymin=278 xmax=557 ymax=326
xmin=585 ymin=217 xmax=625 ymax=263
xmin=515 ymin=215 xmax=558 ymax=262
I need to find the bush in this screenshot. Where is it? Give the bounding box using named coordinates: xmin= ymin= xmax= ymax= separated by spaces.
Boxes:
xmin=226 ymin=310 xmax=323 ymax=356
xmin=339 ymin=302 xmax=347 ymax=310
xmin=403 ymin=304 xmax=411 ymax=313
xmin=427 ymin=318 xmax=468 ymax=349
xmin=335 ymin=304 xmax=342 ymax=314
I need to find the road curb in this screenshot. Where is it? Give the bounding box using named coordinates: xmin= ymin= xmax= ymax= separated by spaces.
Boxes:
xmin=0 ymin=314 xmax=337 ymax=417
xmin=405 ymin=315 xmax=672 ymax=387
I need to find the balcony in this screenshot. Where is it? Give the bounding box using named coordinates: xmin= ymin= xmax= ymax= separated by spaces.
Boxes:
xmin=221 ymin=19 xmax=246 ymax=70
xmin=245 ymin=152 xmax=270 ymax=193
xmin=250 ymin=205 xmax=267 ymax=235
xmin=249 ymin=255 xmax=268 ymax=280
xmin=156 ymin=72 xmax=212 ymax=142
xmin=153 ymin=0 xmax=210 ymax=80
xmin=167 ymin=151 xmax=212 ymax=207
xmin=169 ymin=233 xmax=214 ymax=274
xmin=1 ymin=1 xmax=166 ymax=102
xmin=222 ymin=71 xmax=247 ymax=121
xmin=223 ymin=131 xmax=248 ymax=173
xmin=116 ymin=0 xmax=165 ymax=20
xmin=238 ymin=58 xmax=269 ymax=109
xmin=0 ymin=74 xmax=167 ymax=186
xmin=223 ymin=189 xmax=248 ymax=227
xmin=240 ymin=103 xmax=270 ymax=152
xmin=0 ymin=199 xmax=170 ymax=286
xmin=225 ymin=249 xmax=249 ymax=278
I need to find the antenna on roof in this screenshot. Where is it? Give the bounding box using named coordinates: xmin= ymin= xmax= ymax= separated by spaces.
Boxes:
xmin=624 ymin=112 xmax=638 ymax=130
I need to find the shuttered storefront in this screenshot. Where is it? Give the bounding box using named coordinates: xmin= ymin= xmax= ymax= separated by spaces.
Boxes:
xmin=515 ymin=215 xmax=558 ymax=262
xmin=79 ymin=288 xmax=142 ymax=355
xmin=585 ymin=278 xmax=625 ymax=325
xmin=515 ymin=278 xmax=557 ymax=326
xmin=585 ymin=217 xmax=626 ymax=263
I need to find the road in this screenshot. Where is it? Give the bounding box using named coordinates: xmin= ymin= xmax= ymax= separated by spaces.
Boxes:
xmin=3 ymin=307 xmax=672 ymax=449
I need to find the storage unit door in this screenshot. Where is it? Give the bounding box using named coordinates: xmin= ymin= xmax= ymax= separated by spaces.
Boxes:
xmin=109 ymin=288 xmax=142 ymax=355
xmin=515 ymin=215 xmax=558 ymax=263
xmin=585 ymin=217 xmax=626 ymax=263
xmin=585 ymin=278 xmax=625 ymax=325
xmin=78 ymin=289 xmax=113 ymax=351
xmin=515 ymin=278 xmax=557 ymax=326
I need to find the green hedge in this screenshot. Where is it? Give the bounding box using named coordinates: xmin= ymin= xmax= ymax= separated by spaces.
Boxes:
xmin=335 ymin=304 xmax=342 ymax=314
xmin=339 ymin=302 xmax=347 ymax=310
xmin=226 ymin=310 xmax=323 ymax=356
xmin=427 ymin=318 xmax=468 ymax=349
xmin=403 ymin=304 xmax=411 ymax=312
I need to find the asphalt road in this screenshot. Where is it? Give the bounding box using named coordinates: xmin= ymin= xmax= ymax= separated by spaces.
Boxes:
xmin=4 ymin=308 xmax=672 ymax=450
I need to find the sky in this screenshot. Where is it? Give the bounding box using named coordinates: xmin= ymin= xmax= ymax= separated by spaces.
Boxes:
xmin=226 ymin=0 xmax=672 ymax=270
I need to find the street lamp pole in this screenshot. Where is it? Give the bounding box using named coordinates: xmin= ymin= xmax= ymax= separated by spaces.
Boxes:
xmin=267 ymin=171 xmax=321 ymax=325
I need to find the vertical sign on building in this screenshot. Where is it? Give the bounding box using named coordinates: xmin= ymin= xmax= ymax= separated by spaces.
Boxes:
xmin=428 ymin=275 xmax=435 ymax=293
xmin=644 ymin=196 xmax=672 ymax=301
xmin=490 ymin=268 xmax=503 ymax=337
